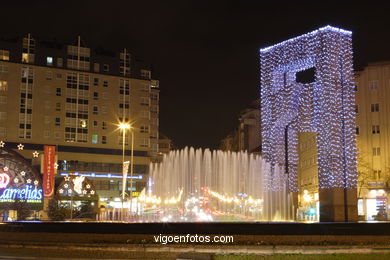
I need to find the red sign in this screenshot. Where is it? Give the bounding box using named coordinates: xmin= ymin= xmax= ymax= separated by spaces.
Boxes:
xmin=43 ymin=146 xmax=56 ymax=198
xmin=0 ymin=172 xmax=10 ymax=189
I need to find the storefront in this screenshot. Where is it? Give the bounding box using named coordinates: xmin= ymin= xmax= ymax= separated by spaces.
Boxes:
xmin=358 ymin=188 xmax=389 ymax=221
xmin=55 ymin=175 xmax=98 ymax=219
xmin=0 ymin=148 xmax=43 ymax=221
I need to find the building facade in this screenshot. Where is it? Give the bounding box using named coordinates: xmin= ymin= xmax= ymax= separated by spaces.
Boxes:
xmin=355 ymin=61 xmax=390 ymax=221
xmin=220 ymin=100 xmax=261 ymax=153
xmin=0 ymin=34 xmax=159 ymax=209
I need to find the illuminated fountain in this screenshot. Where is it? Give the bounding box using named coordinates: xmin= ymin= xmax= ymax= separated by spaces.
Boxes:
xmin=137 ymin=147 xmax=293 ymax=222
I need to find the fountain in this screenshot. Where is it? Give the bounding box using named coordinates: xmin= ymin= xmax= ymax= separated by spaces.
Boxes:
xmin=133 ymin=147 xmax=293 ymax=222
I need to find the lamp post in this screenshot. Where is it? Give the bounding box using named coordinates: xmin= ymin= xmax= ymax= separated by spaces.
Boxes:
xmin=129 ymin=127 xmax=135 ymax=219
xmin=119 ymin=123 xmax=130 ymax=221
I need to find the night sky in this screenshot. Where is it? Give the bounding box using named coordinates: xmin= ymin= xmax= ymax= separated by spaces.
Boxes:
xmin=2 ymin=2 xmax=390 ymax=149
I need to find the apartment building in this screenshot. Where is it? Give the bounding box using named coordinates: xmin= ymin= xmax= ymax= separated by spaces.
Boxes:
xmin=0 ymin=34 xmax=159 ymax=207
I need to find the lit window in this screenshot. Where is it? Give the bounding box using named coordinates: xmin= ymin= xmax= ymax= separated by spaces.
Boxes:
xmin=47 ymin=57 xmax=53 ymax=66
xmin=92 ymin=134 xmax=98 ymax=144
xmin=0 ymin=50 xmax=9 ymax=61
xmin=0 ymin=81 xmax=8 ymax=91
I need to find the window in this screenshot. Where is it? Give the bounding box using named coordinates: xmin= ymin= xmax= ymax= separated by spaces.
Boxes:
xmin=54 ymin=131 xmax=61 ymax=140
xmin=93 ymin=78 xmax=99 ymax=86
xmin=103 ymin=64 xmax=109 ymax=72
xmin=0 ymin=65 xmax=8 ymax=74
xmin=44 ymin=101 xmax=51 ymax=109
xmin=0 ymin=111 xmax=7 ymax=121
xmin=151 ymin=93 xmax=159 ymax=101
xmin=371 ymin=103 xmax=379 ymax=112
xmin=140 ymin=125 xmax=149 ymax=133
xmin=47 ymin=57 xmax=53 ymax=66
xmin=140 ymin=110 xmax=149 ymax=119
xmin=93 ymin=106 xmax=98 ymax=115
xmin=369 ymin=80 xmax=379 ymax=91
xmin=57 ymin=58 xmax=63 ymax=67
xmin=373 ymin=147 xmax=381 ymax=156
xmin=141 ymin=84 xmax=150 ymax=92
xmin=102 ymin=135 xmax=107 ymax=144
xmin=0 ymin=96 xmax=7 ymax=104
xmin=140 ymin=97 xmax=149 ymax=106
xmin=356 ymin=127 xmax=359 ymax=135
xmin=55 ymin=117 xmax=61 ymax=126
xmin=0 ymin=50 xmax=9 ymax=61
xmin=0 ymin=127 xmax=5 ymax=138
xmin=67 ymin=45 xmax=90 ymax=71
xmin=92 ymin=134 xmax=98 ymax=144
xmin=56 ymin=88 xmax=61 ymax=96
xmin=56 ymin=73 xmax=62 ymax=79
xmin=46 ymin=71 xmax=52 ymax=80
xmin=102 ymin=121 xmax=107 ymax=130
xmin=151 ymin=105 xmax=158 ymax=114
xmin=0 ymin=81 xmax=7 ymax=91
xmin=372 ymin=125 xmax=380 ymax=134
xmin=44 ymin=116 xmax=51 ymax=124
xmin=94 ymin=63 xmax=100 ymax=72
xmin=93 ymin=92 xmax=99 ymax=100
xmin=55 ymin=102 xmax=61 ymax=111
xmin=101 ymin=106 xmax=107 ymax=114
xmin=140 ymin=138 xmax=149 ymax=147
xmin=140 ymin=69 xmax=151 ymax=79
xmin=103 ymin=80 xmax=108 ymax=87
xmin=93 ymin=120 xmax=98 ymax=127
xmin=373 ymin=170 xmax=382 ymax=180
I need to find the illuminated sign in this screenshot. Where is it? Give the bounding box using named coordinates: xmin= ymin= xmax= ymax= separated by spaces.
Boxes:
xmin=43 ymin=145 xmax=56 ymax=198
xmin=0 ymin=185 xmax=43 ymax=200
xmin=60 ymin=172 xmax=143 ymax=180
xmin=0 ymin=172 xmax=10 ymax=188
xmin=73 ymin=176 xmax=85 ymax=194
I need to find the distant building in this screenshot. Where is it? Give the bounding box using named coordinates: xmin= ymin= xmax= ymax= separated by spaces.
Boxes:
xmin=220 ymin=100 xmax=261 ymax=153
xmin=158 ymin=133 xmax=173 ymax=155
xmin=355 ymin=61 xmax=390 ymax=221
xmin=0 ymin=34 xmax=160 ymax=209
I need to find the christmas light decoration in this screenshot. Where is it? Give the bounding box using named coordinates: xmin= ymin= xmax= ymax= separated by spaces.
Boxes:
xmin=260 ymin=25 xmax=357 ymax=191
xmin=17 ymin=144 xmax=24 ymax=150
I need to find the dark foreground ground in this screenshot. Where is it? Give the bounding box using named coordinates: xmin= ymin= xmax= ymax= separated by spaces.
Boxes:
xmin=1 ymin=222 xmax=390 ymax=259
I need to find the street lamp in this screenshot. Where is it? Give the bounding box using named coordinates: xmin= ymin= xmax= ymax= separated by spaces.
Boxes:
xmin=119 ymin=123 xmax=130 ymax=220
xmin=118 ymin=122 xmax=135 ymax=220
xmin=129 ymin=126 xmax=134 ymax=218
